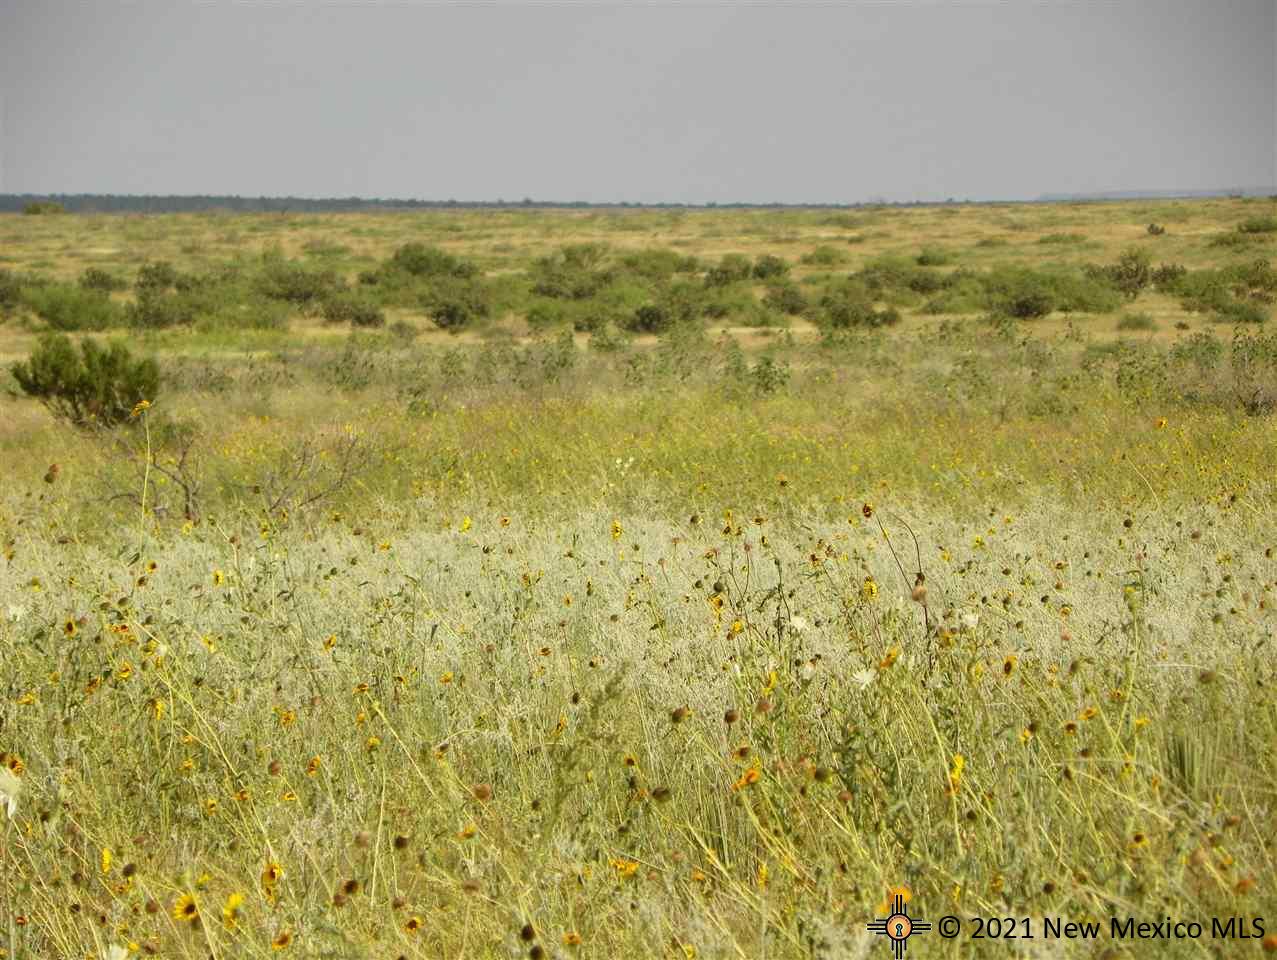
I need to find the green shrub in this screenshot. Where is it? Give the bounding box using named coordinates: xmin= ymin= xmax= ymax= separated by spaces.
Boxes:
xmin=1152 ymin=263 xmax=1188 ymax=287
xmin=389 ymin=243 xmax=478 ymax=279
xmin=1091 ymin=248 xmax=1152 ymax=300
xmin=127 ymin=289 xmax=196 ymax=329
xmin=704 ymin=254 xmax=753 ymax=287
xmin=1237 ymin=216 xmax=1277 ymax=234
xmin=422 ymin=276 xmax=491 ymax=332
xmin=1117 ymin=312 xmax=1157 ymax=331
xmin=916 ymin=246 xmax=954 ymax=265
xmin=322 ymin=294 xmax=385 ymax=328
xmin=79 ymin=268 xmax=126 ymax=293
xmin=531 ymin=244 xmax=613 ymax=300
xmin=982 ymin=268 xmax=1055 ymax=318
xmin=0 ymin=269 xmax=25 ymax=314
xmin=1214 ymin=300 xmax=1268 ymax=324
xmin=752 ymin=255 xmax=789 ymax=280
xmin=11 ymin=333 xmax=159 ymax=427
xmin=814 ymin=279 xmax=900 ymax=329
xmin=22 ymin=283 xmax=123 ymax=330
xmin=1038 ymin=233 xmax=1087 ymax=245
xmin=1147 ymin=223 xmax=1166 ymax=236
xmin=616 ymin=248 xmax=700 ymax=282
xmin=856 ymin=256 xmax=950 ymax=297
xmin=136 ymin=261 xmax=180 ymax=294
xmin=761 ymin=281 xmax=808 ymax=316
xmin=799 ymin=246 xmax=846 ymax=267
xmin=257 ymin=256 xmax=343 ymax=306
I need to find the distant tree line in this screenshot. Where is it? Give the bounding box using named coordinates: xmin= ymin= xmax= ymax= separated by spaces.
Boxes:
xmin=0 ymin=193 xmax=991 ymax=214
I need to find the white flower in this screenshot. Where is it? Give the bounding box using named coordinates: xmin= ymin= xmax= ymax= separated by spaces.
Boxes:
xmin=104 ymin=946 xmax=129 ymax=960
xmin=5 ymin=604 xmax=25 ymax=623
xmin=960 ymin=612 xmax=980 ymax=631
xmin=0 ymin=766 xmax=19 ymax=821
xmin=789 ymin=616 xmax=810 ymax=635
xmin=851 ymin=668 xmax=876 ymax=690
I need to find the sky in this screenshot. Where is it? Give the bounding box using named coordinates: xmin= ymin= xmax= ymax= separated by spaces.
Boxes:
xmin=0 ymin=1 xmax=1273 ymax=204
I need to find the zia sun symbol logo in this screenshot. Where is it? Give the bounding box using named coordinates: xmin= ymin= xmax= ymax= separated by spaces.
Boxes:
xmin=866 ymin=891 xmax=932 ymax=958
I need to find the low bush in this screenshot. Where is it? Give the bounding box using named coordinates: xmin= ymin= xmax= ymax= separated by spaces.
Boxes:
xmin=389 ymin=243 xmax=479 ymax=279
xmin=704 ymin=254 xmax=753 ymax=287
xmin=1116 ymin=312 xmax=1157 ymax=331
xmin=751 ymin=254 xmax=789 ymax=280
xmin=79 ymin=268 xmax=127 ymax=293
xmin=916 ymin=246 xmax=954 ymax=265
xmin=11 ymin=333 xmax=159 ymax=426
xmin=422 ymin=276 xmax=491 ymax=332
xmin=22 ymin=283 xmax=123 ymax=330
xmin=761 ymin=281 xmax=808 ymax=316
xmin=1237 ymin=216 xmax=1277 ymax=234
xmin=322 ymin=294 xmax=386 ymax=328
xmin=799 ymin=245 xmax=847 ymax=267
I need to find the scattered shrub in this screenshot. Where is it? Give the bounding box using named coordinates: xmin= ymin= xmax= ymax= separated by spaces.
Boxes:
xmin=761 ymin=281 xmax=808 ymax=316
xmin=915 ymin=246 xmax=954 ymax=266
xmin=136 ymin=261 xmax=181 ymax=294
xmin=1038 ymin=233 xmax=1087 ymax=245
xmin=814 ymin=279 xmax=900 ymax=329
xmin=1151 ymin=263 xmax=1187 ymax=288
xmin=127 ymin=289 xmax=196 ymax=329
xmin=751 ymin=255 xmax=789 ymax=280
xmin=389 ymin=243 xmax=479 ymax=279
xmin=79 ymin=268 xmax=126 ymax=293
xmin=1091 ymin=247 xmax=1152 ymax=300
xmin=257 ymin=256 xmax=343 ymax=306
xmin=531 ymin=244 xmax=613 ymax=300
xmin=322 ymin=294 xmax=385 ymax=328
xmin=11 ymin=333 xmax=159 ymax=427
xmin=1147 ymin=223 xmax=1166 ymax=236
xmin=800 ymin=246 xmax=847 ymax=267
xmin=1116 ymin=312 xmax=1157 ymax=331
xmin=704 ymin=254 xmax=753 ymax=287
xmin=1237 ymin=216 xmax=1277 ymax=235
xmin=22 ymin=283 xmax=123 ymax=331
xmin=422 ymin=277 xmax=491 ymax=332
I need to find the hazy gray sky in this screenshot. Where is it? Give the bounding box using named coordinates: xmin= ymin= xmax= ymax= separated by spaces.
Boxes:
xmin=1 ymin=1 xmax=1273 ymax=203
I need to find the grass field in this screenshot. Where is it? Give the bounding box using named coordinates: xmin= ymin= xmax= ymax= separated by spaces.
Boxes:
xmin=2 ymin=199 xmax=1277 ymax=959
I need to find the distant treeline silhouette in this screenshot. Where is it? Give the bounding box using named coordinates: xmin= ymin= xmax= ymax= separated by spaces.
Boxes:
xmin=1 ymin=193 xmax=970 ymax=214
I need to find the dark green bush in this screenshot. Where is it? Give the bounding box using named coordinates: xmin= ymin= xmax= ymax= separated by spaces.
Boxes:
xmin=799 ymin=246 xmax=846 ymax=267
xmin=1038 ymin=233 xmax=1087 ymax=245
xmin=257 ymin=256 xmax=343 ymax=306
xmin=135 ymin=261 xmax=181 ymax=294
xmin=322 ymin=294 xmax=385 ymax=328
xmin=704 ymin=254 xmax=753 ymax=287
xmin=916 ymin=246 xmax=954 ymax=265
xmin=11 ymin=333 xmax=159 ymax=427
xmin=1214 ymin=300 xmax=1268 ymax=325
xmin=127 ymin=289 xmax=196 ymax=329
xmin=1151 ymin=263 xmax=1187 ymax=287
xmin=22 ymin=283 xmax=123 ymax=330
xmin=0 ymin=269 xmax=25 ymax=314
xmin=752 ymin=255 xmax=789 ymax=280
xmin=422 ymin=276 xmax=491 ymax=332
xmin=389 ymin=243 xmax=479 ymax=279
xmin=1117 ymin=312 xmax=1156 ymax=331
xmin=531 ymin=244 xmax=613 ymax=300
xmin=1092 ymin=248 xmax=1152 ymax=300
xmin=814 ymin=280 xmax=900 ymax=329
xmin=79 ymin=268 xmax=126 ymax=293
xmin=616 ymin=248 xmax=700 ymax=282
xmin=1237 ymin=216 xmax=1277 ymax=234
xmin=762 ymin=281 xmax=808 ymax=316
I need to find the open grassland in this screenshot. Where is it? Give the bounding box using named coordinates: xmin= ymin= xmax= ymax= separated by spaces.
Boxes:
xmin=2 ymin=200 xmax=1277 ymax=958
